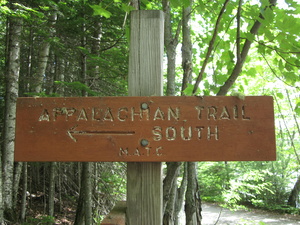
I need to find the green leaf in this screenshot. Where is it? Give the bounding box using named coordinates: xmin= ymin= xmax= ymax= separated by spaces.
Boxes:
xmin=276 ymin=92 xmax=284 ymax=99
xmin=121 ymin=3 xmax=135 ymax=13
xmin=183 ymin=83 xmax=194 ymax=96
xmin=295 ymin=102 xmax=300 ymax=116
xmin=245 ymin=32 xmax=255 ymax=42
xmin=182 ymin=0 xmax=191 ymax=8
xmin=183 ymin=83 xmax=200 ymax=96
xmin=170 ymin=0 xmax=181 ymax=8
xmin=247 ymin=68 xmax=257 ymax=77
xmin=89 ymin=4 xmax=112 ymax=18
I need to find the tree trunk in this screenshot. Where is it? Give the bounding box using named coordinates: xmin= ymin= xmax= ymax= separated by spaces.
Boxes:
xmin=185 ymin=162 xmax=201 ymax=225
xmin=181 ymin=0 xmax=193 ymax=94
xmin=3 ymin=7 xmax=23 ymax=220
xmin=33 ymin=11 xmax=57 ymax=93
xmin=163 ymin=0 xmax=181 ymax=96
xmin=45 ymin=51 xmax=56 ymax=95
xmin=163 ymin=162 xmax=181 ymax=212
xmin=0 ymin=139 xmax=3 ymax=223
xmin=288 ymin=175 xmax=300 ymax=207
xmin=163 ymin=162 xmax=181 ymax=225
xmin=20 ymin=162 xmax=28 ymax=222
xmin=74 ymin=162 xmax=92 ymax=225
xmin=181 ymin=2 xmax=201 ymax=223
xmin=74 ymin=10 xmax=93 ymax=223
xmin=174 ymin=163 xmax=187 ymax=225
xmin=91 ymin=20 xmax=102 ymax=78
xmin=48 ymin=162 xmax=56 ymax=217
xmin=13 ymin=162 xmax=23 ymax=208
xmin=83 ymin=162 xmax=92 ymax=225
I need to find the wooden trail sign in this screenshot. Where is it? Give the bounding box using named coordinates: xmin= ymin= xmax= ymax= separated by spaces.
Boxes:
xmin=13 ymin=10 xmax=276 ymax=225
xmin=14 ymin=96 xmax=276 ymax=162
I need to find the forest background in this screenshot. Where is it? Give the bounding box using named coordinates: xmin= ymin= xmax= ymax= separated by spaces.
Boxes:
xmin=0 ymin=0 xmax=300 ymax=224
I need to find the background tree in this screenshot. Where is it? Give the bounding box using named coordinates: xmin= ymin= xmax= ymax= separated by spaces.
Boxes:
xmin=3 ymin=1 xmax=23 ymax=220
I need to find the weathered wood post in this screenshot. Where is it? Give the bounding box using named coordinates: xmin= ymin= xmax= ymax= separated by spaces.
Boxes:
xmin=127 ymin=10 xmax=164 ymax=225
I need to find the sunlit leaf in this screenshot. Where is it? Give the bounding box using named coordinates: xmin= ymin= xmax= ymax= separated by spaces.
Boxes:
xmin=89 ymin=4 xmax=112 ymax=18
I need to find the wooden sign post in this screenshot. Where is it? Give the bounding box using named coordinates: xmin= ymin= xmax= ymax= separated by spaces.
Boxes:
xmin=14 ymin=10 xmax=276 ymax=225
xmin=127 ymin=10 xmax=164 ymax=225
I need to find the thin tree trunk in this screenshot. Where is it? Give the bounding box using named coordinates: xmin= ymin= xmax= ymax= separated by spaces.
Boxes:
xmin=288 ymin=175 xmax=300 ymax=207
xmin=48 ymin=162 xmax=56 ymax=217
xmin=13 ymin=162 xmax=23 ymax=207
xmin=83 ymin=163 xmax=92 ymax=224
xmin=162 ymin=2 xmax=182 ymax=221
xmin=33 ymin=11 xmax=57 ymax=93
xmin=174 ymin=163 xmax=187 ymax=225
xmin=185 ymin=162 xmax=201 ymax=225
xmin=163 ymin=162 xmax=182 ymax=212
xmin=0 ymin=139 xmax=3 ymax=223
xmin=74 ymin=162 xmax=92 ymax=225
xmin=20 ymin=162 xmax=28 ymax=222
xmin=45 ymin=51 xmax=56 ymax=95
xmin=181 ymin=2 xmax=202 ymax=223
xmin=3 ymin=6 xmax=23 ymax=220
xmin=74 ymin=10 xmax=93 ymax=223
xmin=163 ymin=0 xmax=181 ymax=96
xmin=91 ymin=20 xmax=102 ymax=77
xmin=181 ymin=0 xmax=193 ymax=94
xmin=34 ymin=41 xmax=50 ymax=93
xmin=163 ymin=163 xmax=181 ymax=225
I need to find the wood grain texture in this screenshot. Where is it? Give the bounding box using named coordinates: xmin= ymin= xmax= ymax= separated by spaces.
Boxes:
xmin=15 ymin=96 xmax=276 ymax=162
xmin=128 ymin=10 xmax=164 ymax=97
xmin=127 ymin=10 xmax=164 ymax=225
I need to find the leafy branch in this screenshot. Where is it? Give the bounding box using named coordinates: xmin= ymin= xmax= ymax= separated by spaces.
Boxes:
xmin=192 ymin=0 xmax=230 ymax=95
xmin=217 ymin=0 xmax=277 ymax=96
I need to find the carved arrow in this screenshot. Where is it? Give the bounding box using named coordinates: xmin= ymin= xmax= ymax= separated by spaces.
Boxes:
xmin=67 ymin=125 xmax=135 ymax=142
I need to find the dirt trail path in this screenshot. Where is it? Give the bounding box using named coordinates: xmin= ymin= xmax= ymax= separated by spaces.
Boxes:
xmin=201 ymin=202 xmax=300 ymax=225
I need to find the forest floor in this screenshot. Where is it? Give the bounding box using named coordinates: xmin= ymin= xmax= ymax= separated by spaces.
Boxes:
xmin=201 ymin=202 xmax=300 ymax=225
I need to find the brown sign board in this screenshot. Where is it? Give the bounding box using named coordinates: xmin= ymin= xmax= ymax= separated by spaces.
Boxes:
xmin=14 ymin=96 xmax=276 ymax=162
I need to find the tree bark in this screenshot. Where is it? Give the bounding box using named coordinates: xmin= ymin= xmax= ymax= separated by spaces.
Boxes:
xmin=288 ymin=175 xmax=300 ymax=207
xmin=163 ymin=162 xmax=181 ymax=225
xmin=3 ymin=6 xmax=23 ymax=220
xmin=174 ymin=163 xmax=187 ymax=225
xmin=163 ymin=162 xmax=181 ymax=212
xmin=48 ymin=162 xmax=56 ymax=217
xmin=20 ymin=162 xmax=28 ymax=222
xmin=33 ymin=11 xmax=57 ymax=93
xmin=74 ymin=9 xmax=93 ymax=223
xmin=185 ymin=162 xmax=201 ymax=225
xmin=181 ymin=2 xmax=201 ymax=223
xmin=13 ymin=162 xmax=23 ymax=207
xmin=0 ymin=137 xmax=3 ymax=224
xmin=163 ymin=0 xmax=181 ymax=96
xmin=181 ymin=0 xmax=193 ymax=94
xmin=74 ymin=162 xmax=92 ymax=225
